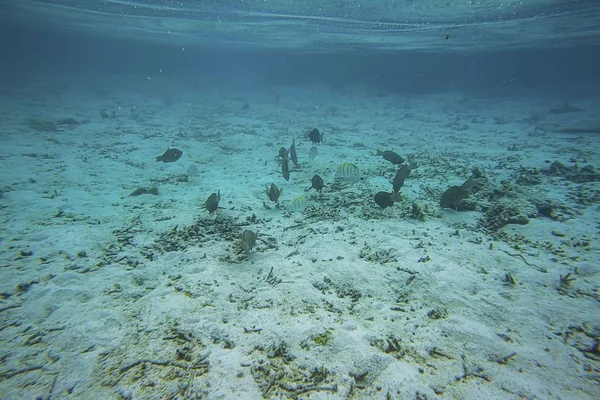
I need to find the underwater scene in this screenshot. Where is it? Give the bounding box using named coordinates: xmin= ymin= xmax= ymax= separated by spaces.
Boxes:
xmin=1 ymin=1 xmax=599 ymax=399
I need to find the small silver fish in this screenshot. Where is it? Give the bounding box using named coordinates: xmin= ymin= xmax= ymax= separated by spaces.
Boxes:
xmin=308 ymin=146 xmax=318 ymax=160
xmin=187 ymin=164 xmax=199 ymax=177
xmin=242 ymin=230 xmax=258 ymax=254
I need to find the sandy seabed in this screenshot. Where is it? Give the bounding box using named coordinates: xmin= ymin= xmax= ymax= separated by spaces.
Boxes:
xmin=0 ymin=72 xmax=599 ymax=399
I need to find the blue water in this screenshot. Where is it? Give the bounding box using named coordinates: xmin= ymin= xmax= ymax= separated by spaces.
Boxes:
xmin=2 ymin=1 xmax=600 ymax=98
xmin=1 ymin=1 xmax=599 ymax=399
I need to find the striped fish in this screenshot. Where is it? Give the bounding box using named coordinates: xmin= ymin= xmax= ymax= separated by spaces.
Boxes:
xmin=335 ymin=162 xmax=361 ymax=182
xmin=288 ymin=195 xmax=308 ymax=212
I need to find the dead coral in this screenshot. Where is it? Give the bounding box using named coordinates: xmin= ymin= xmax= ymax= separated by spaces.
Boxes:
xmin=478 ymin=201 xmax=532 ymax=232
xmin=545 ymin=161 xmax=600 ymax=183
xmin=549 ymin=103 xmax=584 ymax=114
xmin=563 ymin=324 xmax=600 ymax=362
xmin=568 ymin=185 xmax=600 ymax=206
xmin=250 ymin=341 xmax=337 ymax=398
xmin=370 ymin=336 xmax=406 ymax=358
xmin=512 ymin=167 xmax=543 ymax=186
xmin=152 ymin=214 xmax=275 ymax=263
xmin=359 ymin=243 xmax=397 ymax=264
xmin=303 ymin=204 xmax=341 ymax=221
xmin=25 ymin=117 xmax=81 ymax=132
xmin=151 ymin=174 xmax=189 ymax=184
xmin=535 ymin=199 xmax=574 ymax=221
xmin=95 ymin=325 xmax=209 ymax=398
xmin=154 ymin=215 xmax=247 ymax=253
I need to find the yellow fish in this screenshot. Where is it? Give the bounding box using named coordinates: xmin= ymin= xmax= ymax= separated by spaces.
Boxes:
xmin=288 ymin=195 xmax=308 ymax=212
xmin=336 ymin=162 xmax=361 ymax=182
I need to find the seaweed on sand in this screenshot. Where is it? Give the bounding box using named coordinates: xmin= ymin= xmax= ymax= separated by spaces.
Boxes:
xmin=25 ymin=117 xmax=81 ymax=132
xmin=26 ymin=118 xmax=58 ymax=132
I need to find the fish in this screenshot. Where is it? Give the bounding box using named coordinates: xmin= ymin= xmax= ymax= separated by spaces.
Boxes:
xmin=278 ymin=147 xmax=288 ymax=160
xmin=308 ymin=128 xmax=323 ymax=144
xmin=440 ymin=177 xmax=475 ymax=209
xmin=374 ymin=191 xmax=401 ymax=209
xmin=462 ymin=176 xmax=476 ymax=191
xmin=156 ymin=148 xmax=183 ymax=163
xmin=335 ymin=162 xmax=362 ymax=182
xmin=204 ymin=190 xmax=221 ymax=213
xmin=266 ymin=183 xmax=283 ymax=203
xmin=282 ymin=155 xmax=290 ymax=181
xmin=129 ymin=187 xmax=158 ymax=196
xmin=376 ymin=150 xmax=404 ymax=165
xmin=308 ymin=146 xmax=318 ymax=160
xmin=187 ymin=164 xmax=199 ymax=177
xmin=290 ymin=139 xmax=298 ymax=166
xmin=392 ymin=165 xmax=411 ymax=193
xmin=288 ymin=195 xmax=308 ymax=212
xmin=99 ymin=109 xmax=114 ymax=119
xmin=306 ymin=175 xmax=324 ymax=193
xmin=241 ymin=230 xmax=258 ymax=254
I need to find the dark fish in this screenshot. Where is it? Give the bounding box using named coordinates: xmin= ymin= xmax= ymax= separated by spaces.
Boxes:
xmin=282 ymin=155 xmax=290 ymax=181
xmin=204 ymin=190 xmax=221 ymax=213
xmin=242 ymin=230 xmax=258 ymax=254
xmin=374 ymin=191 xmax=398 ymax=209
xmin=129 ymin=187 xmax=158 ymax=196
xmin=440 ymin=187 xmax=465 ymax=209
xmin=462 ymin=177 xmax=476 ymax=191
xmin=440 ymin=177 xmax=475 ymax=209
xmin=308 ymin=128 xmax=323 ymax=144
xmin=393 ymin=165 xmax=411 ymax=193
xmin=306 ymin=175 xmax=324 ymax=193
xmin=266 ymin=183 xmax=283 ymax=203
xmin=376 ymin=150 xmax=404 ymax=165
xmin=278 ymin=147 xmax=288 ymax=159
xmin=156 ymin=148 xmax=183 ymax=163
xmin=290 ymin=139 xmax=298 ymax=166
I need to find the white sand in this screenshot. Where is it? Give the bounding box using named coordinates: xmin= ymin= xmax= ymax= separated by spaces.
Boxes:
xmin=0 ymin=72 xmax=599 ymax=399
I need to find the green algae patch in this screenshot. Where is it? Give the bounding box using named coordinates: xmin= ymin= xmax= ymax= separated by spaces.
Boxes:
xmin=312 ymin=330 xmax=333 ymax=346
